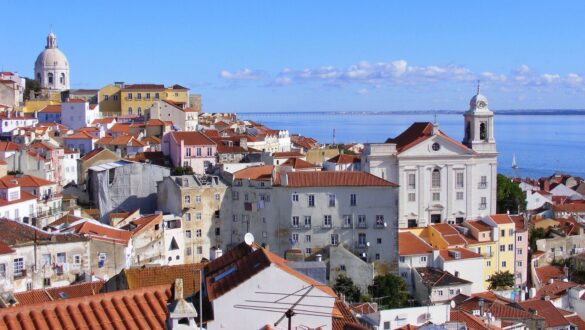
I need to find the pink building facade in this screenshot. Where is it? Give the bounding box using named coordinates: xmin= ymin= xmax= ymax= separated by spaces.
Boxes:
xmin=163 ymin=131 xmax=216 ymax=174
xmin=512 ymin=215 xmax=529 ymax=288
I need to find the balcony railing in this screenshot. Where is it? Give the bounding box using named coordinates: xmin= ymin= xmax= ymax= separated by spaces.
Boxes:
xmin=357 ymin=222 xmax=367 ymax=229
xmin=323 ymin=223 xmax=332 ymax=229
xmin=479 ymin=203 xmax=487 ymax=210
xmin=375 ymin=222 xmax=385 ymax=229
xmin=478 ymin=182 xmax=488 ymax=189
xmin=13 ymin=269 xmax=26 ymax=279
xmin=342 ymin=223 xmax=352 ymax=229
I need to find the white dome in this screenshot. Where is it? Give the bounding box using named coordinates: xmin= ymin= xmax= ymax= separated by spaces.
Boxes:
xmin=35 ymin=47 xmax=69 ymax=70
xmin=469 ymin=93 xmax=488 ymax=108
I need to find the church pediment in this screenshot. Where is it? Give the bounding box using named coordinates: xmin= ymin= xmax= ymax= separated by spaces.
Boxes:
xmin=398 ymin=134 xmax=475 ymax=158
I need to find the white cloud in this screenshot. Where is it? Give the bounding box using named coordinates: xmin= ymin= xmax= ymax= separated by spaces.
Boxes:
xmin=219 ymin=68 xmax=265 ymax=80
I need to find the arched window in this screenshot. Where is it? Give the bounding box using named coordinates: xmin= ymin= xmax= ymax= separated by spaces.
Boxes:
xmin=431 ymin=168 xmax=441 ymax=188
xmin=137 ymin=107 xmax=142 ymax=115
xmin=465 ymin=122 xmax=470 ymax=140
xmin=47 ymin=73 xmax=53 ymax=85
xmin=128 ymin=107 xmax=132 ymax=114
xmin=60 ymin=73 xmax=65 ymax=85
xmin=480 ymin=122 xmax=487 ymax=141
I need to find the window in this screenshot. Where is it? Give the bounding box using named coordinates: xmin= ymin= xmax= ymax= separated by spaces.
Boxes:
xmin=232 ymin=214 xmax=238 ymax=222
xmin=420 ymin=256 xmax=427 ymax=262
xmin=456 ymin=192 xmax=464 ymax=200
xmin=196 ymin=148 xmax=202 ymax=156
xmin=104 ymin=95 xmax=109 ymax=101
xmin=185 ymin=148 xmax=192 ymax=157
xmin=358 ymin=233 xmax=367 ymax=247
xmin=137 ymin=107 xmax=142 ymax=115
xmin=304 ymin=216 xmax=312 ymax=228
xmin=292 ymin=216 xmax=300 ymax=228
xmin=48 ymin=73 xmax=54 ymax=84
xmin=500 ymin=245 xmax=505 ymax=252
xmin=449 ymin=289 xmax=454 ymax=295
xmin=437 ymin=289 xmax=443 ymax=296
xmin=74 ymin=255 xmax=81 ymax=265
xmin=502 ymin=261 xmax=507 ymax=267
xmin=215 ymin=193 xmax=220 ymax=201
xmin=508 ymin=244 xmax=514 ymax=251
xmin=517 ymin=261 xmax=523 ymax=267
xmin=44 ymin=278 xmax=51 ymax=286
xmin=56 ymin=252 xmax=66 ymax=264
xmin=0 ymin=264 xmax=5 ymax=278
xmin=155 ymin=92 xmax=160 ymax=99
xmin=305 ymin=235 xmax=311 ymax=243
xmin=308 ymin=195 xmax=315 ymax=207
xmin=479 ymin=176 xmax=487 ymax=188
xmin=291 ymin=233 xmax=299 ymax=242
xmin=408 ymin=173 xmax=416 ymax=189
xmin=232 ymin=191 xmax=239 ymax=200
xmin=375 ymin=215 xmax=384 ymax=228
xmin=399 ymin=256 xmax=405 ymax=263
xmin=377 ymin=238 xmax=382 ymax=244
xmin=518 ymin=236 xmax=523 ymax=242
xmin=509 ymin=229 xmax=514 ymax=236
xmin=358 ymin=215 xmax=367 ymax=228
xmin=501 ymin=230 xmax=505 ymax=237
xmin=197 ymin=246 xmax=203 ymax=254
xmin=196 ymin=195 xmax=202 ymax=203
xmin=343 ymin=215 xmax=352 ymax=228
xmin=113 ymin=95 xmax=118 ymax=101
xmin=331 ymin=234 xmax=339 ymax=245
xmin=456 ymin=172 xmax=464 ymax=188
xmin=517 ymin=248 xmax=522 ymax=255
xmin=479 ymin=197 xmax=487 ymax=209
xmin=323 ymin=215 xmax=332 ymax=228
xmin=432 ymin=192 xmax=440 ymax=201
xmin=128 ymin=107 xmax=132 ymax=114
xmin=186 ymin=230 xmax=192 ymax=238
xmin=350 ymin=194 xmax=357 ymax=206
xmin=196 ymin=229 xmax=202 ymax=237
xmin=305 ymin=248 xmax=312 ymax=255
xmin=432 ymin=169 xmax=441 ymax=188
xmin=184 ymin=195 xmax=191 ymax=204
xmin=487 ymin=261 xmax=491 ymax=267
xmin=328 ymin=194 xmax=335 ymax=207
xmin=384 ymin=321 xmax=391 ymax=330
xmin=408 ymin=193 xmax=416 ymax=202
xmin=127 ymin=93 xmax=132 ymax=100
xmin=292 ymin=194 xmax=299 ymax=202
xmin=136 ymin=93 xmax=142 ymax=100
xmin=186 ymin=247 xmax=192 ymax=256
xmin=13 ymin=258 xmax=24 ymax=277
xmin=207 ymin=147 xmax=213 ymax=156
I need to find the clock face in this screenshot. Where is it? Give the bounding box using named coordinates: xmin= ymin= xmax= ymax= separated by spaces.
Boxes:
xmin=478 ymin=101 xmax=486 ymax=109
xmin=432 ymin=143 xmax=440 ymax=151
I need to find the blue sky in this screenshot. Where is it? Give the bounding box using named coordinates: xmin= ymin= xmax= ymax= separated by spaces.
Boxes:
xmin=3 ymin=1 xmax=584 ymax=112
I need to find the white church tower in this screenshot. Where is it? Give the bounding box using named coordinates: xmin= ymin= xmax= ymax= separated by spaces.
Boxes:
xmin=462 ymin=83 xmax=496 ymax=154
xmin=34 ymin=32 xmax=70 ymax=91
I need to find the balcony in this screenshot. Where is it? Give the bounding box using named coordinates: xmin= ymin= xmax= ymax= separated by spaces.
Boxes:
xmin=355 ymin=242 xmax=367 ymax=249
xmin=479 ymin=203 xmax=487 ymax=210
xmin=342 ymin=223 xmax=352 ymax=229
xmin=375 ymin=222 xmax=385 ymax=229
xmin=478 ymin=182 xmax=488 ymax=189
xmin=13 ymin=269 xmax=26 ymax=279
xmin=291 ymin=224 xmax=300 ymax=229
xmin=323 ymin=223 xmax=332 ymax=229
xmin=303 ymin=224 xmax=312 ymax=229
xmin=357 ymin=222 xmax=367 ymax=229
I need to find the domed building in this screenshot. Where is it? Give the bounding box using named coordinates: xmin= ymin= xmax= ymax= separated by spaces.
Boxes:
xmin=34 ymin=32 xmax=70 ymax=91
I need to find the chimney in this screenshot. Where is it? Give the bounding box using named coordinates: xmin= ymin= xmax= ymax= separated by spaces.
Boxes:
xmin=316 ymin=254 xmax=322 ymax=262
xmin=173 ymin=278 xmax=184 ymax=300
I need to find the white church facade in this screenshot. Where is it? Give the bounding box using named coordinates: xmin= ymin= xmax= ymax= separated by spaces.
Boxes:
xmin=362 ymin=88 xmax=498 ymax=228
xmin=34 ymin=32 xmax=70 ymax=91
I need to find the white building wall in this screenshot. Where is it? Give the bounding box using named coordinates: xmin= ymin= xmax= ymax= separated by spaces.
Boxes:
xmin=62 ymin=152 xmax=79 ymax=185
xmin=207 ymin=265 xmax=334 ymax=330
xmin=372 ymin=305 xmax=451 ymax=330
xmin=0 ymin=198 xmax=37 ymax=223
xmin=437 ymin=257 xmax=484 ymax=294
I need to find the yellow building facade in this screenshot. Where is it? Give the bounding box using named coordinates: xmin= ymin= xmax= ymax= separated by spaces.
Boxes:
xmin=98 ymin=84 xmax=122 ymax=114
xmin=118 ymin=84 xmax=190 ymax=116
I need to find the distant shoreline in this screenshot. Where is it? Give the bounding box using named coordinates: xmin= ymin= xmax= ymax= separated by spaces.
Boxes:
xmin=239 ymin=109 xmax=585 ymax=116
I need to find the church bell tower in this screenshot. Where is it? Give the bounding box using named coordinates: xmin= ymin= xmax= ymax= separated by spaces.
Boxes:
xmin=462 ymin=83 xmax=496 ymax=154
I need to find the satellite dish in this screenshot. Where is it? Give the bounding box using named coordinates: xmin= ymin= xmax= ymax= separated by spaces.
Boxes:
xmin=244 ymin=233 xmax=255 ymax=246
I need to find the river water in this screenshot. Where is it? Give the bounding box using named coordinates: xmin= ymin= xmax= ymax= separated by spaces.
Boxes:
xmin=242 ymin=112 xmax=585 ymax=179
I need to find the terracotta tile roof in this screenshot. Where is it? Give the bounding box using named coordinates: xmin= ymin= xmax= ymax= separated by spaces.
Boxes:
xmin=13 ymin=281 xmax=105 ymax=306
xmin=399 ymin=232 xmax=433 ymax=256
xmin=122 ymin=214 xmax=163 ymax=236
xmin=488 ymin=214 xmax=514 ymax=224
xmin=534 ymin=281 xmax=581 ymax=300
xmin=48 ymin=214 xmax=84 ymax=227
xmin=109 ymin=123 xmax=132 ymax=133
xmin=272 ymin=151 xmax=304 ymax=158
xmin=0 ymin=174 xmax=55 ymax=188
xmin=124 ymin=263 xmax=203 ymax=297
xmin=290 ymin=135 xmax=319 ymax=149
xmin=233 ymin=165 xmax=274 ymax=180
xmin=170 ymin=131 xmax=216 ymax=146
xmin=281 ymin=157 xmax=321 ymax=170
xmin=386 ymin=122 xmax=474 ymax=154
xmin=0 ymin=219 xmax=86 ymax=246
xmin=450 ymin=309 xmax=498 ymax=330
xmin=142 ymin=136 xmax=161 ymax=144
xmin=535 ymin=265 xmax=566 ymax=284
xmin=63 ymin=98 xmax=86 ymax=103
xmin=439 ymin=248 xmax=483 ymax=261
xmin=0 ymin=242 xmax=14 ymax=255
xmin=97 ymin=135 xmax=146 ymax=147
xmin=553 ymin=203 xmax=585 ymax=212
xmin=332 ymin=299 xmax=368 ymax=330
xmin=0 ymin=191 xmax=37 ymax=207
xmin=38 ymin=104 xmax=61 ymax=113
xmin=205 ymin=242 xmax=336 ymax=301
xmin=145 ymin=119 xmax=168 ymax=126
xmin=470 ymin=291 xmax=515 ymax=305
xmin=64 ymin=220 xmax=132 ymax=245
xmin=349 ymin=302 xmax=377 ymax=315
xmin=566 ymin=315 xmax=585 ymax=329
xmin=326 ymin=154 xmax=360 ymax=164
xmin=0 ymin=141 xmax=21 ymax=152
xmin=509 ymin=215 xmax=527 ymax=231
xmin=79 ymin=147 xmax=107 ymax=161
xmin=0 ymin=284 xmax=171 ymax=330
xmin=466 ymin=220 xmax=493 ymax=231
xmin=283 ymin=171 xmax=398 ymax=187
xmin=519 ymin=300 xmax=570 ymax=328
xmin=415 ymin=267 xmax=472 ymax=288
xmin=91 ymin=118 xmax=115 ymax=125
xmin=64 ymin=131 xmax=95 ymax=140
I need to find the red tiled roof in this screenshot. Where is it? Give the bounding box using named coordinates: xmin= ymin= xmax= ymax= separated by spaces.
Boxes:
xmin=399 ymin=232 xmax=433 ymax=256
xmin=466 ymin=220 xmax=493 ymax=231
xmin=439 ymin=248 xmax=483 ymax=261
xmin=13 ymin=281 xmax=105 ymax=306
xmin=123 ymin=214 xmax=163 ymax=236
xmin=79 ymin=147 xmax=107 ymax=161
xmin=535 ymin=265 xmax=566 ymax=285
xmin=488 ymin=214 xmax=514 ymax=224
xmin=281 ymin=157 xmax=321 ymax=170
xmin=386 ymin=122 xmax=474 ymax=154
xmin=332 ymin=299 xmax=368 ymax=330
xmin=0 ymin=219 xmax=86 ymax=246
xmin=109 ymin=123 xmax=132 ymax=133
xmin=0 ymin=242 xmax=14 ymax=255
xmin=0 ymin=284 xmax=171 ymax=330
xmin=326 ymin=154 xmax=360 ymax=164
xmin=519 ymin=300 xmax=570 ymax=328
xmin=92 ymin=118 xmax=115 ymax=125
xmin=64 ymin=131 xmax=95 ymax=140
xmin=96 ymin=135 xmax=146 ymax=147
xmin=272 ymin=151 xmax=304 ymax=158
xmin=170 ymin=131 xmax=216 ymax=146
xmin=534 ymin=281 xmax=582 ymax=300
xmin=122 ymin=84 xmax=165 ymax=90
xmin=38 ymin=104 xmax=61 ymax=113
xmin=233 ymin=165 xmax=274 ymax=180
xmin=450 ymin=309 xmax=496 ymax=330
xmin=0 ymin=174 xmax=55 ymax=188
xmin=124 ymin=263 xmax=203 ymax=297
xmin=283 ymin=171 xmax=398 ymax=187
xmin=0 ymin=141 xmax=21 ymax=152
xmin=553 ymin=203 xmax=585 ymax=213
xmin=566 ymin=315 xmax=585 ymax=329
xmin=64 ymin=98 xmax=86 ymax=103
xmin=64 ymin=220 xmax=132 ymax=245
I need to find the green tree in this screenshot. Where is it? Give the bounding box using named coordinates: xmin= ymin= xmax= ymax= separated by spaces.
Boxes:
xmin=23 ymin=78 xmax=40 ymax=101
xmin=171 ymin=166 xmax=194 ymax=175
xmin=487 ymin=271 xmax=515 ymax=290
xmin=368 ymin=273 xmax=408 ymax=309
xmin=529 ymin=227 xmax=546 ymax=252
xmin=333 ymin=275 xmax=361 ymax=303
xmin=497 ymin=174 xmax=525 ymax=214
